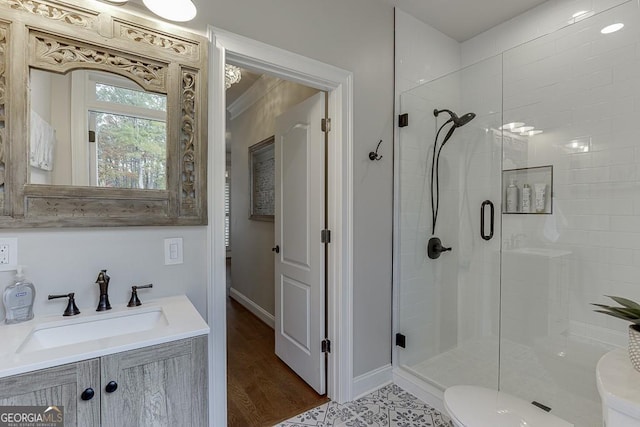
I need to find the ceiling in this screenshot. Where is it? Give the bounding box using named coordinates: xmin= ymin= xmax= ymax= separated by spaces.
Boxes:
xmin=384 ymin=0 xmax=550 ymax=42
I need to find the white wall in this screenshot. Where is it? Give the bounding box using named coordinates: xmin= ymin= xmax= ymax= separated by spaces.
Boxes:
xmin=229 ymin=79 xmax=318 ymax=317
xmin=0 ymin=227 xmax=207 ymax=320
xmin=395 ymin=9 xmax=460 ymax=94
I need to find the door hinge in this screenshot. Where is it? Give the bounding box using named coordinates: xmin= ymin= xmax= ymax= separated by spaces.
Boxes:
xmin=395 ymin=333 xmax=406 ymax=348
xmin=321 ymin=118 xmax=331 ymax=133
xmin=88 ymin=130 xmax=96 ymax=143
xmin=398 ymin=113 xmax=409 ymax=128
xmin=321 ymin=339 xmax=331 ymax=353
xmin=321 ymin=229 xmax=331 ymax=244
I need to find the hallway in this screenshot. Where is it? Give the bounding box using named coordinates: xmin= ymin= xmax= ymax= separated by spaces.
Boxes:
xmin=226 ymin=297 xmax=329 ymax=426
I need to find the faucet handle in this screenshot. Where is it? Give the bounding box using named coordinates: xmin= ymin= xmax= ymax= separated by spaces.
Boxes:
xmin=96 ymin=269 xmax=109 ymax=284
xmin=127 ymin=284 xmax=153 ymax=307
xmin=48 ymin=292 xmax=81 ymax=316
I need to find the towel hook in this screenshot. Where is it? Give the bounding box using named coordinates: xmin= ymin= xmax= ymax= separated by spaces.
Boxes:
xmin=369 ymin=140 xmax=383 ymax=161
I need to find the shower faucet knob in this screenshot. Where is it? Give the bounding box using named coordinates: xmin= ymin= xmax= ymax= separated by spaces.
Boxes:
xmin=427 ymin=237 xmax=451 ymax=260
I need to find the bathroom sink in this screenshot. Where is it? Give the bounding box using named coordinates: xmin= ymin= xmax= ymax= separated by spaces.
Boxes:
xmin=17 ymin=308 xmax=168 ymax=353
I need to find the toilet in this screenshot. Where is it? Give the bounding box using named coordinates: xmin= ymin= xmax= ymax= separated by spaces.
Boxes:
xmin=597 ymin=348 xmax=640 ymax=426
xmin=444 ymin=385 xmax=574 ymax=427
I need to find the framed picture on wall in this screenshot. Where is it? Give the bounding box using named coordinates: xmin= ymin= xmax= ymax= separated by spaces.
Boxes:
xmin=249 ymin=135 xmax=275 ymax=221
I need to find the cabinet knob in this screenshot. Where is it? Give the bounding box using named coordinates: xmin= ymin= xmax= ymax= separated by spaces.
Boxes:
xmin=105 ymin=381 xmax=118 ymax=393
xmin=81 ymin=388 xmax=95 ymax=401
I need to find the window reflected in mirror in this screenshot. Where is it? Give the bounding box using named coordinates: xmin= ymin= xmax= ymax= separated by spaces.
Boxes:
xmin=29 ymin=69 xmax=167 ymax=189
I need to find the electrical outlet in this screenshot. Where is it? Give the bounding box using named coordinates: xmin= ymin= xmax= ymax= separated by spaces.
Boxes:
xmin=0 ymin=244 xmax=9 ymax=264
xmin=0 ymin=238 xmax=18 ymax=271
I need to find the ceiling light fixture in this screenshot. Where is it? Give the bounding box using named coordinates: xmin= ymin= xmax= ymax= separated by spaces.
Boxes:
xmin=99 ymin=0 xmax=197 ymax=22
xmin=601 ymin=23 xmax=624 ymax=34
xmin=225 ymin=64 xmax=242 ymax=89
xmin=142 ymin=0 xmax=197 ymax=22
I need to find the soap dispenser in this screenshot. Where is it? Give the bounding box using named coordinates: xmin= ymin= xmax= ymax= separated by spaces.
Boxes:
xmin=3 ymin=265 xmax=36 ymax=324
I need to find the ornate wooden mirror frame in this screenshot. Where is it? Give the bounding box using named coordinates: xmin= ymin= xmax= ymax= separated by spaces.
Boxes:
xmin=0 ymin=0 xmax=207 ymax=227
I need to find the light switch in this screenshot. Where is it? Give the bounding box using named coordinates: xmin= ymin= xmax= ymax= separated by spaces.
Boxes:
xmin=164 ymin=238 xmax=183 ymax=265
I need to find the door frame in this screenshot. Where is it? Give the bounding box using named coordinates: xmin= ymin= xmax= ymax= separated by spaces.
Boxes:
xmin=206 ymin=26 xmax=354 ymax=426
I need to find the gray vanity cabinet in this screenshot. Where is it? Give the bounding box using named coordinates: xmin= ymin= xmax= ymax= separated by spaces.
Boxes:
xmin=100 ymin=336 xmax=208 ymax=427
xmin=0 ymin=336 xmax=207 ymax=427
xmin=0 ymin=359 xmax=101 ymax=426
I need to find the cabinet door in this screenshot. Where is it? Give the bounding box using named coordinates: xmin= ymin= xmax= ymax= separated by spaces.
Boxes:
xmin=0 ymin=359 xmax=100 ymax=427
xmin=100 ymin=336 xmax=208 ymax=427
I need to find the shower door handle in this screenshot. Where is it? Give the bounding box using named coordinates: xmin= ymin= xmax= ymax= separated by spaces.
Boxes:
xmin=481 ymin=200 xmax=494 ymax=241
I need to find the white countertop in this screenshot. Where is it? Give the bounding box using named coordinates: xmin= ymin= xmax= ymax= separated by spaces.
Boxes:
xmin=597 ymin=348 xmax=640 ymax=419
xmin=0 ymin=295 xmax=209 ymax=378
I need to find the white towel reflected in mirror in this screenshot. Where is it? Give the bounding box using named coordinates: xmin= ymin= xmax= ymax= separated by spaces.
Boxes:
xmin=30 ymin=110 xmax=55 ymax=171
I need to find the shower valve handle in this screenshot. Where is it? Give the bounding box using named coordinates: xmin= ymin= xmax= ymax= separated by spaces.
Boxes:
xmin=427 ymin=237 xmax=451 ymax=260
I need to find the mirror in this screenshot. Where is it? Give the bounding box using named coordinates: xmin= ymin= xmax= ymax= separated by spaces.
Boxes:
xmin=30 ymin=69 xmax=168 ymax=189
xmin=0 ymin=0 xmax=208 ymax=227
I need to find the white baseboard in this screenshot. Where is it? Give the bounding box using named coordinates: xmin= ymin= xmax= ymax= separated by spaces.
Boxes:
xmin=352 ymin=364 xmax=393 ymax=399
xmin=393 ymin=367 xmax=446 ymax=414
xmin=229 ymin=287 xmax=275 ymax=329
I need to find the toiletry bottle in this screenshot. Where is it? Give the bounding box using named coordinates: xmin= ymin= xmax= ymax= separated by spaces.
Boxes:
xmin=535 ymin=183 xmax=547 ymax=213
xmin=521 ymin=183 xmax=531 ymax=213
xmin=506 ymin=178 xmax=519 ymax=213
xmin=3 ymin=265 xmax=35 ymax=324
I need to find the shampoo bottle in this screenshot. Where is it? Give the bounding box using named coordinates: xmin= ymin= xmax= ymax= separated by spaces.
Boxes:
xmin=521 ymin=184 xmax=531 ymax=213
xmin=506 ymin=178 xmax=519 ymax=213
xmin=3 ymin=266 xmax=35 ymax=324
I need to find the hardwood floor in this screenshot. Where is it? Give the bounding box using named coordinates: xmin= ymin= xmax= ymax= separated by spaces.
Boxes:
xmin=226 ymin=297 xmax=329 ymax=426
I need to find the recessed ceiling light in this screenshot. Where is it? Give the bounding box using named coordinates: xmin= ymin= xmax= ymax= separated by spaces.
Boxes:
xmin=499 ymin=122 xmax=525 ymax=131
xmin=601 ymin=23 xmax=624 ymax=34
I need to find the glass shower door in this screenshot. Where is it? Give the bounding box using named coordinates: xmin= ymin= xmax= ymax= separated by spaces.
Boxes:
xmin=498 ymin=2 xmax=640 ymax=425
xmin=396 ymin=55 xmax=503 ymax=392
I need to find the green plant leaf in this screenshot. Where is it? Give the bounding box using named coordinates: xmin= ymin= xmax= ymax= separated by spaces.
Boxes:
xmin=592 ymin=304 xmax=640 ymax=318
xmin=606 ymin=296 xmax=640 ymax=311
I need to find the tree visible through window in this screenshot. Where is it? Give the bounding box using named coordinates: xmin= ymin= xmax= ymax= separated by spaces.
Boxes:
xmin=91 ymin=82 xmax=167 ymax=189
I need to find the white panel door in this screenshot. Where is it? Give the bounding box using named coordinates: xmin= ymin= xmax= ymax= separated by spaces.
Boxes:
xmin=274 ymin=92 xmax=326 ymax=394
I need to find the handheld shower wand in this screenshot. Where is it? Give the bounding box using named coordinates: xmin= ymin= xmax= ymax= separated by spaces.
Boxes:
xmin=428 ymin=108 xmax=476 ymax=259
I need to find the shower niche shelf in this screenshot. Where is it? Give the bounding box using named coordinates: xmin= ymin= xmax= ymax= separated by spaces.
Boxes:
xmin=502 ymin=165 xmax=553 ymax=215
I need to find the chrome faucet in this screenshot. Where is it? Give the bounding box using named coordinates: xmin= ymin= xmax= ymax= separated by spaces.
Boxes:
xmin=95 ymin=269 xmax=112 ymax=311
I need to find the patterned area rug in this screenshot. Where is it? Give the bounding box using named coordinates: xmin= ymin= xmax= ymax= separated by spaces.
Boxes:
xmin=275 ymin=384 xmax=452 ymax=427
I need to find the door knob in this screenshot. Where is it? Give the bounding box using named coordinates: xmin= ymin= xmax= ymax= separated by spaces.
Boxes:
xmin=272 ymin=245 xmax=280 ymax=253
xmin=81 ymin=388 xmax=95 ymax=401
xmin=105 ymin=381 xmax=118 ymax=393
